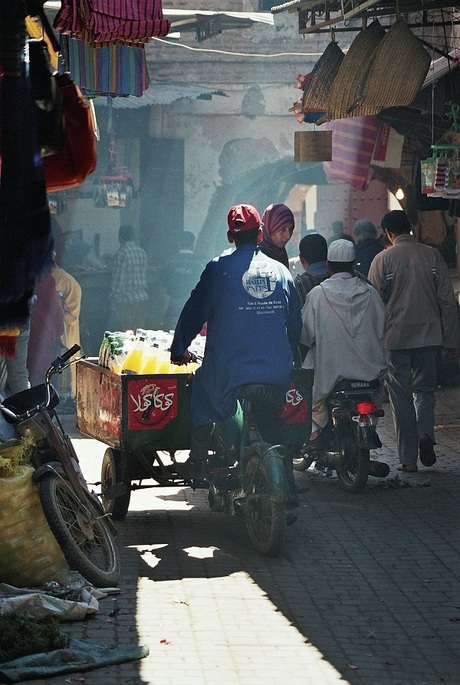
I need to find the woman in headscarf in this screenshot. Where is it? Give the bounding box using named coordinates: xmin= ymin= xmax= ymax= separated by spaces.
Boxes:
xmin=260 ymin=204 xmax=295 ymax=269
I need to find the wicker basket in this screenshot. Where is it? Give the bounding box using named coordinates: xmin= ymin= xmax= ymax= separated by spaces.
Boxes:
xmin=346 ymin=19 xmax=431 ymax=117
xmin=327 ymin=20 xmax=386 ymax=120
xmin=0 ymin=466 xmax=70 ymax=587
xmin=302 ymin=41 xmax=345 ymax=112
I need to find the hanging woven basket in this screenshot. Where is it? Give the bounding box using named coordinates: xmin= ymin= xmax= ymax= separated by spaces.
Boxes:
xmin=347 ymin=19 xmax=431 ymax=117
xmin=302 ymin=41 xmax=345 ymax=112
xmin=327 ymin=20 xmax=386 ymax=120
xmin=0 ymin=466 xmax=70 ymax=587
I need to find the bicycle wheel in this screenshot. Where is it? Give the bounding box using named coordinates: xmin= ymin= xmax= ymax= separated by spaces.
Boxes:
xmin=101 ymin=448 xmax=131 ymax=521
xmin=335 ymin=422 xmax=369 ymax=493
xmin=244 ymin=449 xmax=286 ymax=556
xmin=39 ymin=473 xmax=120 ymax=587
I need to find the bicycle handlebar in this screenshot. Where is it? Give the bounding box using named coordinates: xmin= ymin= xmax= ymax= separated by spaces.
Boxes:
xmin=44 ymin=345 xmax=83 ymax=408
xmin=50 ymin=344 xmax=81 ymax=370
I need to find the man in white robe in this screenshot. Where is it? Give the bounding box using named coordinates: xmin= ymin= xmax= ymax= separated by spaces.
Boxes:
xmin=301 ymin=240 xmax=387 ymax=438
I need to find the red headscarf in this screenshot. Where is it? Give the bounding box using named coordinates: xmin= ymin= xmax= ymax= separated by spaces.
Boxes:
xmin=260 ymin=204 xmax=294 ymax=268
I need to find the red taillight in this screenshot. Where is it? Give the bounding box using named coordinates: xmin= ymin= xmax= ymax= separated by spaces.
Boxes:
xmin=355 ymin=401 xmax=377 ymax=415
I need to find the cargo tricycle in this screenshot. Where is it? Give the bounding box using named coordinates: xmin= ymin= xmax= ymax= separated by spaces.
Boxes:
xmin=76 ymin=359 xmax=313 ymax=556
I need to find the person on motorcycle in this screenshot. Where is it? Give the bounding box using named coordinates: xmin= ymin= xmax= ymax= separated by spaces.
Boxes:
xmin=301 ymin=239 xmax=387 ymax=447
xmin=170 ymin=203 xmax=302 ymax=479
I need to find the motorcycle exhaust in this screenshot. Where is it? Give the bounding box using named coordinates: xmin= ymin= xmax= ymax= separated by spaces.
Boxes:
xmin=317 ymin=452 xmax=343 ymax=469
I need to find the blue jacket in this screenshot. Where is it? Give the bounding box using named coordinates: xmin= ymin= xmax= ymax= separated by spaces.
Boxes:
xmin=170 ymin=244 xmax=302 ymax=425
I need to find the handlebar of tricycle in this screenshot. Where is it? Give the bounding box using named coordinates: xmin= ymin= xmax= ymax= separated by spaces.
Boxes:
xmin=170 ymin=350 xmax=203 ymax=365
xmin=47 ymin=345 xmax=82 ymax=378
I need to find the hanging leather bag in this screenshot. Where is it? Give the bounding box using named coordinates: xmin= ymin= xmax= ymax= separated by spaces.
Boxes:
xmin=42 ymin=72 xmax=97 ymax=192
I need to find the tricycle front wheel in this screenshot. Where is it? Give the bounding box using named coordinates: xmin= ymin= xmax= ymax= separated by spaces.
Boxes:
xmin=101 ymin=448 xmax=131 ymax=521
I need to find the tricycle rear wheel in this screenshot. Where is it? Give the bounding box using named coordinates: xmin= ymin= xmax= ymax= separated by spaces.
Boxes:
xmin=244 ymin=449 xmax=286 ymax=556
xmin=101 ymin=448 xmax=131 ymax=521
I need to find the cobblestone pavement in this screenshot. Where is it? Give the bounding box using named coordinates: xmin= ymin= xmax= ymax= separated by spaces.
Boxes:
xmin=23 ymin=385 xmax=460 ymax=685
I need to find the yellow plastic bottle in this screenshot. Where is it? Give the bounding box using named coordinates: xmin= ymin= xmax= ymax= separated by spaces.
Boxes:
xmin=122 ymin=336 xmax=146 ymax=374
xmin=141 ymin=343 xmax=158 ymax=374
xmin=156 ymin=348 xmax=171 ymax=374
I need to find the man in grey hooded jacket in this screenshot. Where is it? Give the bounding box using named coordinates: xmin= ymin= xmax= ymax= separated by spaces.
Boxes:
xmin=301 ymin=239 xmax=387 ymax=439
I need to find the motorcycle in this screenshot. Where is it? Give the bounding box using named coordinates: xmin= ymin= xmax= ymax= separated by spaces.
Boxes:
xmin=292 ymin=378 xmax=389 ymax=493
xmin=0 ymin=345 xmax=121 ymax=587
xmin=201 ymin=382 xmax=298 ymax=557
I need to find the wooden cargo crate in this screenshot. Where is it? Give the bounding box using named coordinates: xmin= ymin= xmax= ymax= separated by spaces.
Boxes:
xmin=76 ymin=359 xmax=191 ymax=453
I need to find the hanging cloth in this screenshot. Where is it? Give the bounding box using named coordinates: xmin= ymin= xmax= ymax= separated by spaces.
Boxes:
xmin=54 ymin=0 xmax=171 ymax=46
xmin=0 ymin=2 xmax=53 ymax=344
xmin=61 ymin=36 xmax=150 ymax=97
xmin=323 ymin=116 xmax=381 ymax=191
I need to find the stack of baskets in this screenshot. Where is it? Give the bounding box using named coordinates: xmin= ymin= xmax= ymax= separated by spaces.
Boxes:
xmin=297 ymin=19 xmax=432 ymax=123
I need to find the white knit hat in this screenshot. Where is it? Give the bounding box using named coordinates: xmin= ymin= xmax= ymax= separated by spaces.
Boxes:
xmin=327 ymin=239 xmax=355 ymax=262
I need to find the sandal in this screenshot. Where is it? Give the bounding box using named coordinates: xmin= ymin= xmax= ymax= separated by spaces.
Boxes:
xmin=397 ymin=463 xmax=418 ymax=473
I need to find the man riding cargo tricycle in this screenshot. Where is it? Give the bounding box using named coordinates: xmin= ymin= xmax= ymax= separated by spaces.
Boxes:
xmin=78 ymin=203 xmax=310 ymax=556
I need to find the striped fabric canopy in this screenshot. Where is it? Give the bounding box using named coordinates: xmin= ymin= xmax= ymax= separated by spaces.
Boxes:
xmin=54 ymin=0 xmax=171 ymax=46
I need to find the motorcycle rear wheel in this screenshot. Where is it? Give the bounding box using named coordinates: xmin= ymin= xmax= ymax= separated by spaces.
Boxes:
xmin=101 ymin=448 xmax=131 ymax=521
xmin=335 ymin=423 xmax=369 ymax=493
xmin=39 ymin=473 xmax=120 ymax=587
xmin=244 ymin=449 xmax=286 ymax=556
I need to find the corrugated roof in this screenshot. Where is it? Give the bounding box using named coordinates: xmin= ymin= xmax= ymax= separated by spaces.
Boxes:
xmin=92 ymin=83 xmax=227 ymax=108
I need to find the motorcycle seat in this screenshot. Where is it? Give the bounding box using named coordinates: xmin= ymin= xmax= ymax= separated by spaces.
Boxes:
xmin=238 ymin=384 xmax=280 ymax=405
xmin=1 ymin=384 xmax=60 ymax=421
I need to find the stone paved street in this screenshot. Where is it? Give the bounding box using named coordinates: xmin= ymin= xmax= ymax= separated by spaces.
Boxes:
xmin=22 ymin=385 xmax=460 ymax=685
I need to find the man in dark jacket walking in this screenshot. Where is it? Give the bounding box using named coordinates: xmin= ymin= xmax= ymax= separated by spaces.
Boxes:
xmin=368 ymin=210 xmax=460 ymax=472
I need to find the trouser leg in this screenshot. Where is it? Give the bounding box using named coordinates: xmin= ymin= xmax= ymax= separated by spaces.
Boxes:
xmin=386 ymin=349 xmax=418 ymax=465
xmin=311 ymin=397 xmax=329 ymax=434
xmin=5 ymin=325 xmax=31 ymax=396
xmin=190 ymin=422 xmax=214 ymax=461
xmin=283 ymin=452 xmax=296 ymax=490
xmin=411 ymin=346 xmax=437 ymax=443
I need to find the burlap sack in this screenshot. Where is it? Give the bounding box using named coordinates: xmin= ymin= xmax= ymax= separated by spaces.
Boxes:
xmin=0 ymin=466 xmax=70 ymax=587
